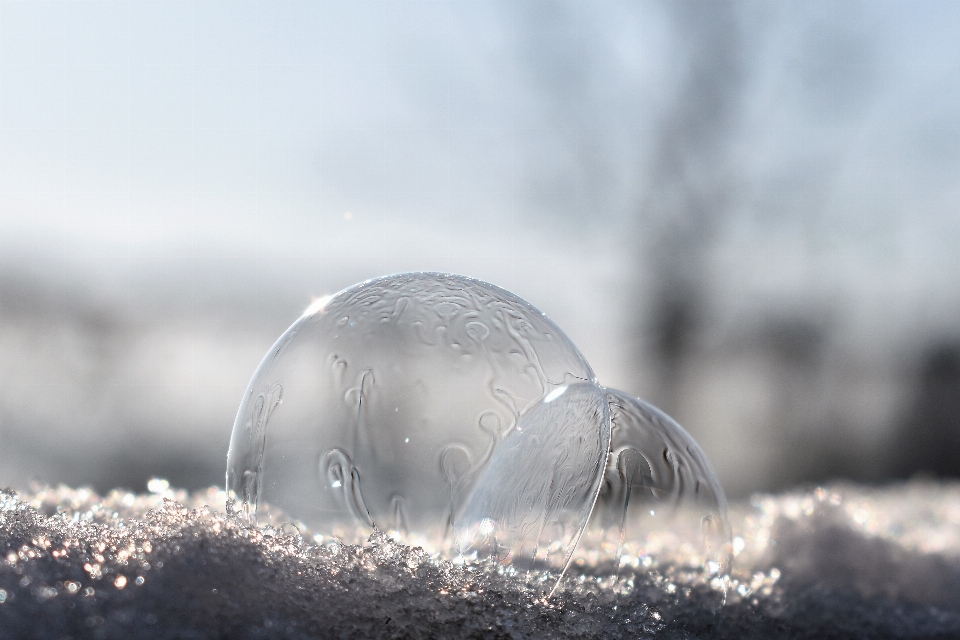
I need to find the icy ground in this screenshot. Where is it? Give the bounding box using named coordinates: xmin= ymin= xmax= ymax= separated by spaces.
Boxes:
xmin=1 ymin=482 xmax=959 ymax=639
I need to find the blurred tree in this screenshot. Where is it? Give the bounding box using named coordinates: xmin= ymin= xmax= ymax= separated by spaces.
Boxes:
xmin=889 ymin=342 xmax=960 ymax=479
xmin=636 ymin=0 xmax=746 ymax=414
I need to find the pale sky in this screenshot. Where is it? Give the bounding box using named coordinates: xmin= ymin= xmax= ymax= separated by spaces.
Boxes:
xmin=2 ymin=0 xmax=960 ymax=393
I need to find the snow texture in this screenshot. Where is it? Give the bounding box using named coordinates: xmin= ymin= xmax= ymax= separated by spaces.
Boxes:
xmin=0 ymin=480 xmax=959 ymax=639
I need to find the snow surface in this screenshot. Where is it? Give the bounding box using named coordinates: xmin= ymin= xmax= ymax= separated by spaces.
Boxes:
xmin=1 ymin=481 xmax=959 ymax=639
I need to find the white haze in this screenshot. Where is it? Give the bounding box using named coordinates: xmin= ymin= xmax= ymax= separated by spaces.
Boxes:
xmin=1 ymin=0 xmax=959 ymax=495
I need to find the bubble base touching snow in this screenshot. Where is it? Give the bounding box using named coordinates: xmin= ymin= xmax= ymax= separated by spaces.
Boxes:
xmin=1 ymin=481 xmax=960 ymax=638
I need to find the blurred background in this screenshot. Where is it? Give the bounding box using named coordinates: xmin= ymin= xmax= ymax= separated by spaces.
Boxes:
xmin=1 ymin=0 xmax=959 ymax=498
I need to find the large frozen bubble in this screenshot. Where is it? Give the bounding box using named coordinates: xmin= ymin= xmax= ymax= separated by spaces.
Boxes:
xmin=226 ymin=273 xmax=609 ymax=565
xmin=576 ymin=387 xmax=732 ymax=579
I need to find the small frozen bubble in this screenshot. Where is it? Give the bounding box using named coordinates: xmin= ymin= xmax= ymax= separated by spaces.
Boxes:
xmin=578 ymin=388 xmax=732 ymax=579
xmin=226 ymin=273 xmax=603 ymax=555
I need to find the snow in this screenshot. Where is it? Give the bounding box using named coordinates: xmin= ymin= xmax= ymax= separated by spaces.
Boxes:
xmin=1 ymin=481 xmax=959 ymax=639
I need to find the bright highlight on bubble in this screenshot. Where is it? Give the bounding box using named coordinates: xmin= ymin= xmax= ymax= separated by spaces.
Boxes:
xmin=226 ymin=272 xmax=730 ymax=591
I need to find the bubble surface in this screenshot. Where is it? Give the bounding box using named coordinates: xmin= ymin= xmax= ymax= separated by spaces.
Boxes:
xmin=456 ymin=383 xmax=611 ymax=578
xmin=226 ymin=273 xmax=607 ymax=562
xmin=579 ymin=387 xmax=732 ymax=579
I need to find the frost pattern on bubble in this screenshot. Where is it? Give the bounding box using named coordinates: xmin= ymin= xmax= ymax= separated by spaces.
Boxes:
xmin=226 ymin=273 xmax=603 ymax=550
xmin=456 ymin=383 xmax=611 ymax=590
xmin=578 ymin=387 xmax=732 ymax=579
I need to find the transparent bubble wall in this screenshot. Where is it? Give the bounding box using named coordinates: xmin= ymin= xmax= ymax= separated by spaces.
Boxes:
xmin=227 ymin=272 xmax=730 ymax=585
xmin=577 ymin=388 xmax=732 ymax=577
xmin=456 ymin=382 xmax=611 ymax=571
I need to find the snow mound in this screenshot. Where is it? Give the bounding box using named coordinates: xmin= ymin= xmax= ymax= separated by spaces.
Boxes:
xmin=0 ymin=481 xmax=959 ymax=639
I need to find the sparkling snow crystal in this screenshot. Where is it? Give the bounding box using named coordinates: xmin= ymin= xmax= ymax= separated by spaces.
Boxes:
xmin=0 ymin=481 xmax=959 ymax=638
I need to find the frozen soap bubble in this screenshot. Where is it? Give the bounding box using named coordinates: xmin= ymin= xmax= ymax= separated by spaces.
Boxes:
xmin=226 ymin=273 xmax=610 ymax=567
xmin=576 ymin=387 xmax=732 ymax=579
